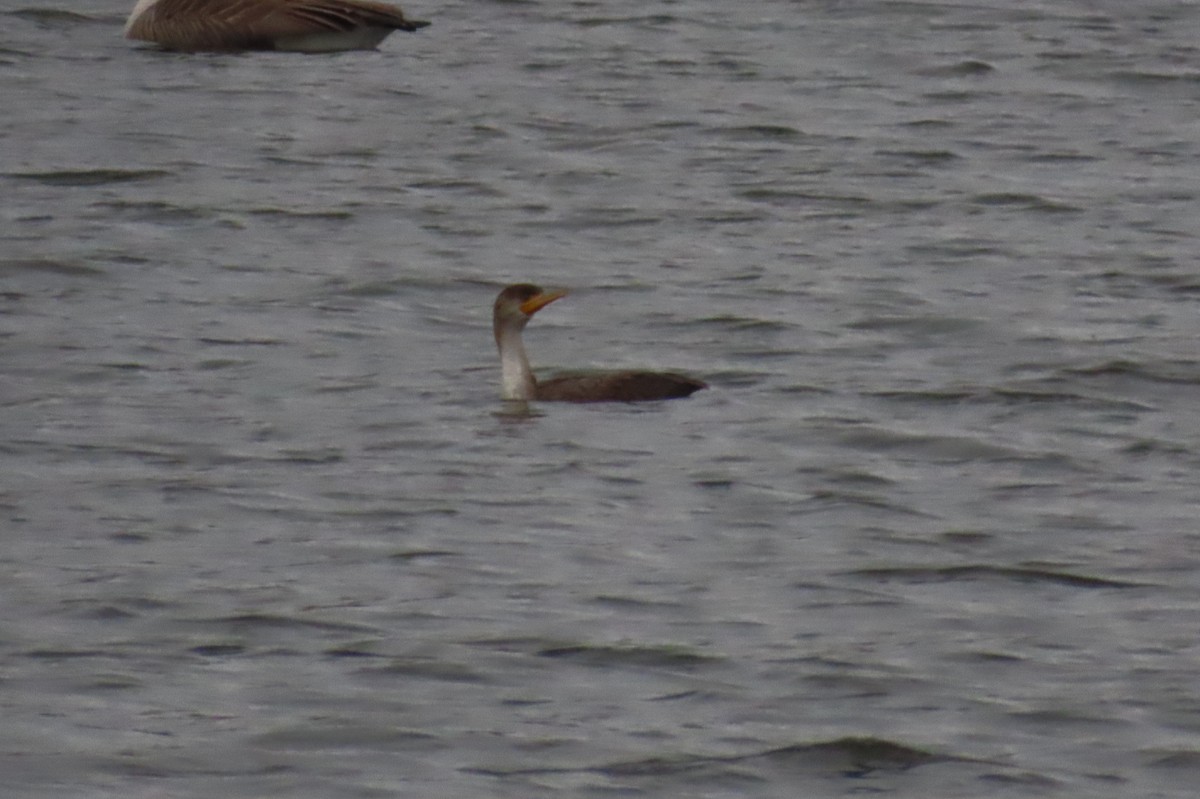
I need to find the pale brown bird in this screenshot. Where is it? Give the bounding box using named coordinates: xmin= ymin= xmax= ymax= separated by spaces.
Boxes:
xmin=493 ymin=284 xmax=707 ymax=403
xmin=124 ymin=0 xmax=430 ymax=53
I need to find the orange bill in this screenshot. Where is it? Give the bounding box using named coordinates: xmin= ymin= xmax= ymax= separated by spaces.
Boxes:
xmin=520 ymin=289 xmax=567 ymax=316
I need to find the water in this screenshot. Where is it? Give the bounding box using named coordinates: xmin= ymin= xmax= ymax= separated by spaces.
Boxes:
xmin=3 ymin=1 xmax=1200 ymax=796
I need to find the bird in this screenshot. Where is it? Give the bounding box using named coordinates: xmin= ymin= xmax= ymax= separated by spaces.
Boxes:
xmin=492 ymin=283 xmax=707 ymax=403
xmin=124 ymin=0 xmax=430 ymax=53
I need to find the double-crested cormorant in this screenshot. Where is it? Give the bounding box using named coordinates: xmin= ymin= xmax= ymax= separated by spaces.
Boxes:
xmin=124 ymin=0 xmax=430 ymax=52
xmin=493 ymin=283 xmax=707 ymax=403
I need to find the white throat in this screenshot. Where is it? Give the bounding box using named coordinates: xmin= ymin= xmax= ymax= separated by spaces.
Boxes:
xmin=496 ymin=325 xmax=537 ymax=401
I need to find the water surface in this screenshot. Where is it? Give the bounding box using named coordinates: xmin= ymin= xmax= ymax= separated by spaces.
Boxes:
xmin=3 ymin=1 xmax=1200 ymax=796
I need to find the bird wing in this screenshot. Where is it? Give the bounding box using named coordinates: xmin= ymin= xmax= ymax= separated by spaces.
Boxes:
xmin=126 ymin=0 xmax=426 ymax=50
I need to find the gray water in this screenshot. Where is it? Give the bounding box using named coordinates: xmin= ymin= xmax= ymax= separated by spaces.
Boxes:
xmin=3 ymin=1 xmax=1200 ymax=796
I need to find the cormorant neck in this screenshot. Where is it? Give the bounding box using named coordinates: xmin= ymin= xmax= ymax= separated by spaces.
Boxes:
xmin=494 ymin=320 xmax=537 ymax=401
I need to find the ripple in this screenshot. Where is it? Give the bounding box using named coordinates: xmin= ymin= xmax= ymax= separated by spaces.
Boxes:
xmin=7 ymin=169 xmax=170 ymax=186
xmin=538 ymin=642 xmax=724 ymax=670
xmin=360 ymin=657 xmax=490 ymax=684
xmin=969 ymin=192 xmax=1083 ymax=212
xmin=253 ymin=725 xmax=444 ymax=751
xmin=846 ymin=564 xmax=1147 ymax=589
xmin=717 ymin=124 xmax=810 ymax=141
xmin=1066 ymin=359 xmax=1200 ymax=385
xmin=192 ymin=613 xmax=378 ymax=634
xmin=835 ymin=428 xmax=1019 ymax=461
xmin=917 ymin=60 xmax=997 ymax=77
xmin=749 ymin=737 xmax=957 ymax=774
xmin=0 ymin=257 xmax=105 ymax=276
xmin=1145 ymin=749 xmax=1200 ymax=769
xmin=472 ymin=736 xmax=973 ymax=780
xmin=8 ymin=8 xmax=95 ymax=25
